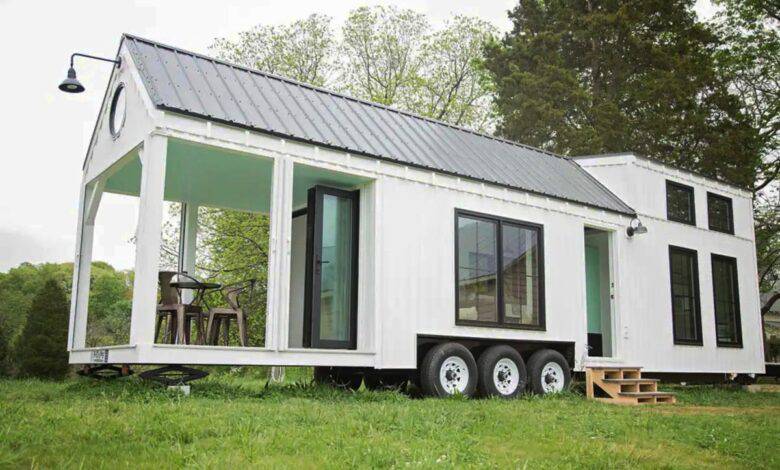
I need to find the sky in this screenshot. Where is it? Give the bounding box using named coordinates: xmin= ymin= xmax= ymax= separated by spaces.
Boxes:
xmin=0 ymin=0 xmax=717 ymax=272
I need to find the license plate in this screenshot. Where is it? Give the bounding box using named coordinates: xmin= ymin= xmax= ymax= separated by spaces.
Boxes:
xmin=90 ymin=349 xmax=109 ymax=363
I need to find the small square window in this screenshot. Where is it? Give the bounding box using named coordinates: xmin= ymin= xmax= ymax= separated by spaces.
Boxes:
xmin=667 ymin=181 xmax=696 ymax=225
xmin=707 ymin=193 xmax=734 ymax=234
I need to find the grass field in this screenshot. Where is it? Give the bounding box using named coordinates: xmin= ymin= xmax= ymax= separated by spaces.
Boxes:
xmin=1 ymin=371 xmax=778 ymax=469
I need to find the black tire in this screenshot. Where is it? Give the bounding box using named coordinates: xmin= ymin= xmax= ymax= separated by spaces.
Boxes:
xmin=364 ymin=371 xmax=409 ymax=391
xmin=313 ymin=367 xmax=363 ymax=391
xmin=477 ymin=345 xmax=528 ymax=398
xmin=420 ymin=342 xmax=478 ymax=397
xmin=527 ymin=349 xmax=571 ymax=395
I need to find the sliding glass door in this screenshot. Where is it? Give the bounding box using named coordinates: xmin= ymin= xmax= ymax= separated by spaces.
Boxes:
xmin=303 ymin=186 xmax=359 ymax=349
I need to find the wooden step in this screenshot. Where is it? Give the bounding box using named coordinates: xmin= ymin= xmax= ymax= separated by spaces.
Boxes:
xmin=603 ymin=378 xmax=659 ymax=384
xmin=619 ymin=391 xmax=674 ymax=398
xmin=619 ymin=391 xmax=676 ymax=404
xmin=585 ymin=366 xmax=675 ymax=405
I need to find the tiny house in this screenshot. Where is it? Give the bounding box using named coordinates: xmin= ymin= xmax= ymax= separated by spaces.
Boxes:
xmin=67 ymin=35 xmax=765 ymax=397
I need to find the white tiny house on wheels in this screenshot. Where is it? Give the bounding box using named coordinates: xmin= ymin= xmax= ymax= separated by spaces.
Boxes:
xmin=66 ymin=35 xmax=765 ymax=398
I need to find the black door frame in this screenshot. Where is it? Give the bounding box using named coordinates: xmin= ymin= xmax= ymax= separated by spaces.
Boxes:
xmin=303 ymin=185 xmax=360 ymax=350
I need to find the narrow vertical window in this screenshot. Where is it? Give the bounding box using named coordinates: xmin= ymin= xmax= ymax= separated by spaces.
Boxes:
xmin=457 ymin=215 xmax=498 ymax=323
xmin=455 ymin=210 xmax=544 ymax=329
xmin=667 ymin=181 xmax=696 ymax=225
xmin=502 ymin=223 xmax=541 ymax=326
xmin=669 ymin=246 xmax=702 ymax=345
xmin=707 ymin=192 xmax=734 ymax=234
xmin=711 ymin=254 xmax=742 ymax=347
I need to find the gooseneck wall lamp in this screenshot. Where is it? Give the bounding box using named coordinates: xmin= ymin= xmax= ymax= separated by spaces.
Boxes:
xmin=59 ymin=53 xmax=122 ymax=93
xmin=626 ymin=217 xmax=648 ymax=237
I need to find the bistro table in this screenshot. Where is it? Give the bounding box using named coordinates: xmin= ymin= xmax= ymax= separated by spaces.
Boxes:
xmin=169 ymin=280 xmax=222 ymax=344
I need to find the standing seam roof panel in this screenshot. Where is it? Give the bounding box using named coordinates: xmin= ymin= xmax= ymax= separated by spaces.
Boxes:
xmin=123 ymin=35 xmax=634 ymax=215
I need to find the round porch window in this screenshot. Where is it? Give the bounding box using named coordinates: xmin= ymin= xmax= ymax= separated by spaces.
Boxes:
xmin=109 ymin=83 xmax=127 ymax=138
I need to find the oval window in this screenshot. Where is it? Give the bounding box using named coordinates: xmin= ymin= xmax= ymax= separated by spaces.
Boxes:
xmin=109 ymin=83 xmax=127 ymax=137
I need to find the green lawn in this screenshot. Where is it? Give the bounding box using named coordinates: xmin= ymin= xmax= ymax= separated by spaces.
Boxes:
xmin=0 ymin=372 xmax=778 ymax=469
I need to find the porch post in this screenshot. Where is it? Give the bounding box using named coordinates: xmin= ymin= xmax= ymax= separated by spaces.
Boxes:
xmin=266 ymin=154 xmax=293 ymax=351
xmin=69 ymin=180 xmax=103 ymax=349
xmin=129 ymin=134 xmax=167 ymax=346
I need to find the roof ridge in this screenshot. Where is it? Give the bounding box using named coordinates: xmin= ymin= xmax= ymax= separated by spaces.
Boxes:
xmin=121 ymin=33 xmax=567 ymax=162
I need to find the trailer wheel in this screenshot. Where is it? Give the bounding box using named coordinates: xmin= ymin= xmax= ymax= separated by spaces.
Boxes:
xmin=420 ymin=342 xmax=477 ymax=397
xmin=477 ymin=345 xmax=527 ymax=398
xmin=527 ymin=349 xmax=571 ymax=394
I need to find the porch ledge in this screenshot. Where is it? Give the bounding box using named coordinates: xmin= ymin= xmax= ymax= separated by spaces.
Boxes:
xmin=70 ymin=344 xmax=137 ymax=352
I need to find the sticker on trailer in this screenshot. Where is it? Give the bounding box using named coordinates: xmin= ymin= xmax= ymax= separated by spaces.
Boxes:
xmin=90 ymin=349 xmax=109 ymax=363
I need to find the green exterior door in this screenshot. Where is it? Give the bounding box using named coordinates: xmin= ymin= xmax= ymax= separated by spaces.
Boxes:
xmin=585 ymin=245 xmax=602 ymax=335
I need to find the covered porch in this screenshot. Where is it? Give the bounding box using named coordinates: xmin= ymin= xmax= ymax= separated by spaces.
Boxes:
xmin=68 ymin=133 xmax=376 ymax=367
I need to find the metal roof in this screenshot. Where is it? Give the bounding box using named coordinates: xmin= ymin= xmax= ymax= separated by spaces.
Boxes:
xmin=123 ymin=34 xmax=635 ymax=215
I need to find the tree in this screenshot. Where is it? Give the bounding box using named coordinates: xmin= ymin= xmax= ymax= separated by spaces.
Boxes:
xmin=713 ymin=0 xmax=780 ymax=317
xmin=484 ymin=0 xmax=760 ymax=187
xmin=714 ymin=0 xmax=779 ymax=193
xmin=210 ymin=6 xmax=496 ymax=131
xmin=412 ymin=16 xmax=497 ymax=129
xmin=0 ymin=317 xmax=9 ymax=376
xmin=340 ymin=6 xmax=428 ymax=108
xmin=210 ymin=14 xmax=335 ymax=87
xmin=15 ymin=279 xmax=70 ymax=380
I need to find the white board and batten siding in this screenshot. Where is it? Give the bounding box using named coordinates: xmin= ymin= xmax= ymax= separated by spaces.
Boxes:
xmin=577 ymin=153 xmax=764 ymax=373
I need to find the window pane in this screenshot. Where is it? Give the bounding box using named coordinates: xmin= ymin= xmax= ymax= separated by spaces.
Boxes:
xmin=708 ymin=194 xmax=733 ymax=233
xmin=667 ymin=183 xmax=695 ymax=224
xmin=713 ymin=257 xmax=740 ymax=345
xmin=669 ymin=248 xmax=700 ymax=343
xmin=319 ymin=194 xmax=354 ymax=342
xmin=502 ymin=224 xmax=540 ymax=326
xmin=457 ymin=216 xmax=498 ymax=322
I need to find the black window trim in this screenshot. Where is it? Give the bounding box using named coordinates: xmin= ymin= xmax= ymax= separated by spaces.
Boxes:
xmin=454 ymin=208 xmax=546 ymax=331
xmin=711 ymin=253 xmax=743 ymax=348
xmin=707 ymin=192 xmax=735 ymax=235
xmin=666 ymin=180 xmax=696 ymax=226
xmin=668 ymin=245 xmax=703 ymax=346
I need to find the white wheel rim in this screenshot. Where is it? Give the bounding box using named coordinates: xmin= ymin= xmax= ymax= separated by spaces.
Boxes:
xmin=493 ymin=358 xmax=520 ymax=395
xmin=541 ymin=362 xmax=565 ymax=393
xmin=439 ymin=356 xmax=469 ymax=394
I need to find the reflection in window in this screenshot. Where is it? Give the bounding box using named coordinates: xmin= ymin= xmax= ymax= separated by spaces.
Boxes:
xmin=707 ymin=193 xmax=734 ymax=234
xmin=319 ymin=194 xmax=354 ymax=342
xmin=712 ymin=255 xmax=742 ymax=347
xmin=502 ymin=224 xmax=540 ymax=326
xmin=669 ymin=246 xmax=702 ymax=344
xmin=457 ymin=216 xmax=498 ymax=323
xmin=667 ymin=181 xmax=696 ymax=225
xmin=456 ymin=212 xmax=543 ymax=328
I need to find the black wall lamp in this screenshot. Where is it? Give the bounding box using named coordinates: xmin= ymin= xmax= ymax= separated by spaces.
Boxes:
xmin=59 ymin=53 xmax=122 ymax=93
xmin=626 ymin=217 xmax=648 ymax=237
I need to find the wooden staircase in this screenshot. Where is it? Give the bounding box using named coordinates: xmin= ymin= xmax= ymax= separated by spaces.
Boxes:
xmin=585 ymin=366 xmax=676 ymax=405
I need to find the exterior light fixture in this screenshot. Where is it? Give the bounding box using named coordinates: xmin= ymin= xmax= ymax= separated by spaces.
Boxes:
xmin=59 ymin=53 xmax=122 ymax=93
xmin=626 ymin=217 xmax=648 ymax=237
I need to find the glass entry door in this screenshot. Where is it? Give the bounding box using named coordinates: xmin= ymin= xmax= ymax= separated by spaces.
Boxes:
xmin=303 ymin=186 xmax=359 ymax=349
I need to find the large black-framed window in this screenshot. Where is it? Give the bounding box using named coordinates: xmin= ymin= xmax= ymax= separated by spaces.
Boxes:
xmin=668 ymin=246 xmax=703 ymax=345
xmin=455 ymin=209 xmax=545 ymax=330
xmin=711 ymin=254 xmax=743 ymax=348
xmin=707 ymin=192 xmax=734 ymax=234
xmin=667 ymin=181 xmax=696 ymax=225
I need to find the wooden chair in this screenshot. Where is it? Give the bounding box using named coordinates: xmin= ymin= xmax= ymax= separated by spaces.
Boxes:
xmin=155 ymin=271 xmax=205 ymax=345
xmin=206 ymin=280 xmax=255 ymax=347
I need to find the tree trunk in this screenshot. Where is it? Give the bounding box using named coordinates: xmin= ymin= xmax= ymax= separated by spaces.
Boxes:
xmin=762 ymin=292 xmax=780 ymax=316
